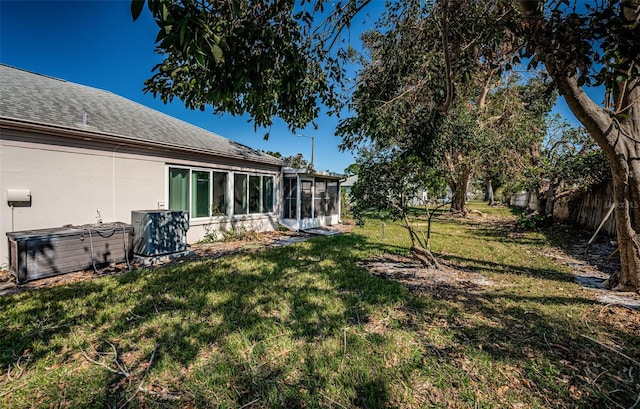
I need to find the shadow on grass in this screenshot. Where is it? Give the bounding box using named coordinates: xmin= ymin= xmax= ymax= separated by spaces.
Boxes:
xmin=465 ymin=223 xmax=569 ymax=248
xmin=0 ymin=233 xmax=409 ymax=407
xmin=441 ymin=254 xmax=575 ymax=284
xmin=0 ymin=230 xmax=637 ymax=408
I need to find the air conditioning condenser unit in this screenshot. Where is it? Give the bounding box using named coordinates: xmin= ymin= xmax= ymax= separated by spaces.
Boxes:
xmin=131 ymin=210 xmax=189 ymax=256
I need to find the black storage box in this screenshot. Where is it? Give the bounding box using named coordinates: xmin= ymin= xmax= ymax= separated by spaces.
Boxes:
xmin=6 ymin=222 xmax=133 ymax=284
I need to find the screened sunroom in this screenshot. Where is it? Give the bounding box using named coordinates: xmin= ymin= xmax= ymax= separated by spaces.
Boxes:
xmin=281 ymin=169 xmax=342 ymax=231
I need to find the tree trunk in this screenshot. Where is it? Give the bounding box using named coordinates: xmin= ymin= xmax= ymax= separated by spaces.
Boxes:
xmin=519 ymin=0 xmax=640 ymax=293
xmin=451 ymin=187 xmax=466 ymax=214
xmin=558 ymin=88 xmax=640 ymax=292
xmin=449 ymin=169 xmax=470 ymax=215
xmin=543 ymin=182 xmax=556 ymax=216
xmin=403 ymin=214 xmax=441 ymax=270
xmin=486 ymin=179 xmax=495 ymax=206
xmin=606 ymin=138 xmax=640 ymax=291
xmin=444 ymin=152 xmax=472 ymax=216
xmin=552 ymin=73 xmax=640 ymax=293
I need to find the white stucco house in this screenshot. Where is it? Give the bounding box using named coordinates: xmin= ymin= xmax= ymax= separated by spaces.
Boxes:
xmin=0 ymin=64 xmax=341 ymax=268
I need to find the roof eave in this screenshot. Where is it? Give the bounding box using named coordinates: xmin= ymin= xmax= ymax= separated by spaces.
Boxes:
xmin=0 ymin=117 xmax=284 ymax=167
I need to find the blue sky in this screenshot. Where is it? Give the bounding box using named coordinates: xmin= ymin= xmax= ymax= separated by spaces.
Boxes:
xmin=0 ymin=0 xmax=363 ymax=173
xmin=1 ymin=0 xmax=590 ymax=173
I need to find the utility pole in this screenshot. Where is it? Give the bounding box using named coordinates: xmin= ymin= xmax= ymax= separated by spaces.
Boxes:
xmin=296 ymin=134 xmax=315 ymax=172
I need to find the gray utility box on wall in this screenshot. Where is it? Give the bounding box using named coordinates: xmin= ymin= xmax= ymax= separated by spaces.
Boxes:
xmin=131 ymin=210 xmax=189 ymax=256
xmin=6 ymin=222 xmax=133 ymax=284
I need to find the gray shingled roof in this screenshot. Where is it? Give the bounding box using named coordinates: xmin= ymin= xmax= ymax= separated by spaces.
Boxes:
xmin=0 ymin=64 xmax=282 ymax=166
xmin=341 ymin=175 xmax=358 ymax=187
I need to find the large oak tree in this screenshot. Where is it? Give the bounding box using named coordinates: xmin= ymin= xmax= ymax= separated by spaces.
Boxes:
xmin=517 ymin=0 xmax=640 ymax=291
xmin=337 ymin=1 xmax=553 ymax=216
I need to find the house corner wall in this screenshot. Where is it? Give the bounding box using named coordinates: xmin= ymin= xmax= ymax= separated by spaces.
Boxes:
xmin=1 ymin=130 xmax=283 ymax=268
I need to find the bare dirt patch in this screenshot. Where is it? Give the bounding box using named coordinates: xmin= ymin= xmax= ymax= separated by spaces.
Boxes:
xmin=359 ymin=254 xmax=493 ymax=294
xmin=544 ymin=237 xmax=640 ymax=310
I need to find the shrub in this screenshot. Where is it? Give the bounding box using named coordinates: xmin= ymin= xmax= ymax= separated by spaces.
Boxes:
xmin=515 ymin=212 xmax=545 ymax=230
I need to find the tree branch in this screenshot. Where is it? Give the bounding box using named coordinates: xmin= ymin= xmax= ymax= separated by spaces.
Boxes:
xmin=376 ymin=80 xmax=427 ymax=111
xmin=614 ymin=63 xmax=634 ymax=114
xmin=440 ymin=0 xmax=453 ymax=112
xmin=580 ymin=334 xmax=640 ymax=366
xmin=518 ymin=1 xmax=611 ymax=150
xmin=551 ymin=71 xmax=612 ymax=151
xmin=477 ymin=68 xmax=497 ymax=109
xmin=315 ymin=0 xmax=372 ymax=51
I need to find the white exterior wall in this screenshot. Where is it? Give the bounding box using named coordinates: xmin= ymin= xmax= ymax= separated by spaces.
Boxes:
xmin=510 ymin=191 xmax=539 ymax=211
xmin=0 ymin=129 xmax=281 ymax=267
xmin=511 ymin=192 xmax=530 ymax=209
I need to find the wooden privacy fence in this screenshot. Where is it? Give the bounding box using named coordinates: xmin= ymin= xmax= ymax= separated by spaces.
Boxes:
xmin=512 ymin=181 xmax=616 ymax=237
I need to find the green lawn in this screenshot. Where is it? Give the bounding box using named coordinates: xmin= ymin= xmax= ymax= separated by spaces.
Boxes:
xmin=1 ymin=202 xmax=638 ymax=408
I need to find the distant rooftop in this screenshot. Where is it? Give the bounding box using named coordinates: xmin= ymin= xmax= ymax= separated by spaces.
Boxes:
xmin=0 ymin=64 xmax=282 ymax=166
xmin=341 ymin=175 xmax=358 ymax=187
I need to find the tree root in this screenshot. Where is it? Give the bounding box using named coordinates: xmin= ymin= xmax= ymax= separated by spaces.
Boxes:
xmin=604 ymin=271 xmax=640 ymax=293
xmin=604 ymin=271 xmax=620 ymax=290
xmin=411 ymin=245 xmax=441 ymax=270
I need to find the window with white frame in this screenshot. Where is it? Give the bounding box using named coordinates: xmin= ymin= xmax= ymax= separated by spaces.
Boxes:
xmin=234 ymin=173 xmax=248 ymax=215
xmin=233 ymin=173 xmax=274 ymax=215
xmin=168 ymin=167 xmax=190 ymax=212
xmin=263 ymin=177 xmax=274 ymax=213
xmin=168 ymin=166 xmax=275 ymax=218
xmin=191 ymin=170 xmax=210 ymax=218
xmin=167 ymin=166 xmax=228 ymax=218
xmin=249 ymin=175 xmax=261 ymax=213
xmin=212 ymin=172 xmax=227 ymax=216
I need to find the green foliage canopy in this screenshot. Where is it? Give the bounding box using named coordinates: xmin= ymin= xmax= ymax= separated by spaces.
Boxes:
xmin=517 ymin=0 xmax=640 ymax=94
xmin=262 ymin=150 xmax=310 ymax=168
xmin=132 ymin=0 xmax=365 ymax=132
xmin=337 ymin=1 xmax=555 ymax=214
xmin=511 ymin=118 xmax=610 ymax=195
